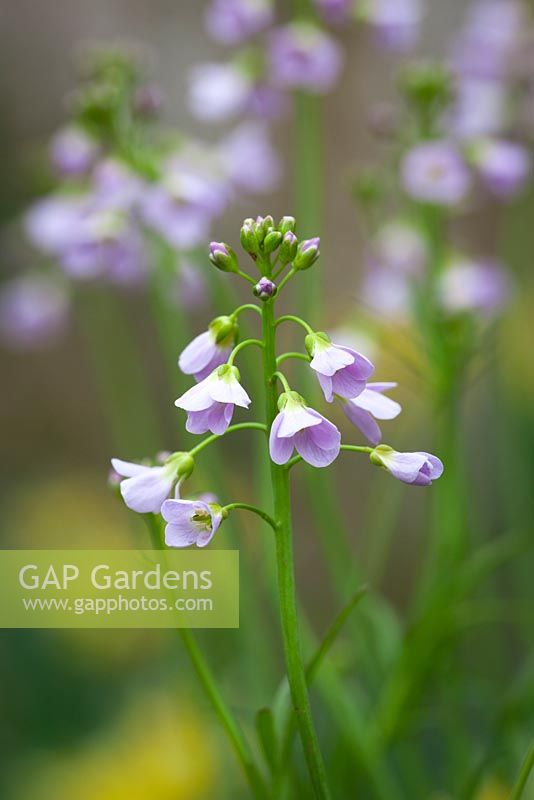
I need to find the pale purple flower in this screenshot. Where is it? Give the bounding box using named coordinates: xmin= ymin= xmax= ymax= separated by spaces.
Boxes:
xmin=141 ymin=188 xmax=211 ymax=250
xmin=373 ymin=220 xmax=427 ymax=275
xmin=220 ymin=123 xmax=281 ymax=195
xmin=401 ymin=141 xmax=471 ymax=206
xmin=447 ymin=78 xmax=508 ymax=140
xmin=50 ymin=126 xmax=98 ymax=177
xmin=472 ymin=139 xmax=531 ymax=198
xmin=175 ymin=365 xmax=251 ymax=435
xmin=246 ymin=84 xmax=288 ymax=120
xmin=362 ymin=0 xmax=423 ymax=53
xmin=0 ymin=277 xmax=69 ymax=350
xmin=91 ymin=159 xmax=144 ymax=211
xmin=269 ymin=391 xmax=341 ymax=468
xmin=314 ymin=0 xmax=351 ymax=25
xmin=306 ymin=332 xmax=374 ymax=402
xmin=371 ymin=446 xmax=444 ymax=485
xmin=179 ymin=317 xmax=238 ymax=381
xmin=161 ymin=497 xmax=223 ymax=548
xmin=205 ymin=0 xmax=273 ymax=45
xmin=268 ymin=23 xmax=344 ymax=94
xmin=25 ymin=195 xmax=87 ymax=255
xmin=342 ymin=383 xmax=401 ymax=445
xmin=111 ymin=458 xmax=177 ymax=514
xmin=188 ymin=63 xmax=252 ymax=123
xmin=438 ymin=258 xmax=510 ymax=315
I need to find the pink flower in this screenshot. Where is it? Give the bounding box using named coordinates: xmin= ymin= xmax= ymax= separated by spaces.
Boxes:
xmin=370 ymin=446 xmax=444 ymax=485
xmin=161 ymin=497 xmax=224 ymax=548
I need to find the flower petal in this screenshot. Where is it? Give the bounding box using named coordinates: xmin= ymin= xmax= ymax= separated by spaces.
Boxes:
xmin=294 ymin=428 xmax=340 ymax=467
xmin=178 ymin=330 xmax=217 ymax=376
xmin=352 ymin=388 xmax=401 ymax=420
xmin=209 ymin=375 xmax=251 ymax=408
xmin=165 ymin=523 xmax=198 ymax=548
xmin=161 ymin=498 xmax=199 ymax=524
xmin=120 ymin=467 xmax=173 ymax=513
xmin=269 ymin=412 xmax=296 ymax=464
xmin=277 ymin=404 xmax=322 ymax=437
xmin=111 ymin=458 xmax=149 ymax=478
xmin=343 ymin=403 xmax=382 ymax=445
xmin=310 ymin=344 xmax=354 ymax=377
xmin=337 ymin=347 xmax=375 ymax=380
xmin=175 ymin=378 xmax=214 ymax=411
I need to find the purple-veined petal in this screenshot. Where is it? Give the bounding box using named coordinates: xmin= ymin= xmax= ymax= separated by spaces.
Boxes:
xmin=310 ymin=344 xmax=354 ymax=377
xmin=165 ymin=523 xmax=198 ymax=548
xmin=337 ymin=347 xmax=375 ymax=379
xmin=277 ymin=404 xmax=322 ymax=437
xmin=317 ymin=372 xmax=334 ymax=402
xmin=329 ymin=368 xmax=367 ymax=400
xmin=269 ymin=412 xmax=296 ymax=464
xmin=352 ymin=388 xmax=401 ymax=420
xmin=179 ymin=331 xmax=217 ymax=376
xmin=209 ymin=376 xmax=251 ymax=407
xmin=343 ymin=403 xmax=382 ymax=445
xmin=294 ymin=427 xmax=340 ymax=467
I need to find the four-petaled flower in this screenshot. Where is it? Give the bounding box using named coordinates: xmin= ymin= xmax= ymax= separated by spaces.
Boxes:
xmin=342 ymin=382 xmax=401 ymax=445
xmin=306 ymin=332 xmax=374 ymax=403
xmin=175 ymin=364 xmax=251 ymax=435
xmin=370 ymin=446 xmax=444 ymax=485
xmin=179 ymin=315 xmax=238 ymax=381
xmin=269 ymin=391 xmax=341 ymax=467
xmin=161 ymin=497 xmax=224 ymax=548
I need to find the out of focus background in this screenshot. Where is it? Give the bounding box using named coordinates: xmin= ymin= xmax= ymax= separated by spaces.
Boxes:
xmin=1 ymin=1 xmax=533 ymax=798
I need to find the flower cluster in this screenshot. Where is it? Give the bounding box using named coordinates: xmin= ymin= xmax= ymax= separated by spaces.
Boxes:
xmin=112 ymin=216 xmax=443 ymax=548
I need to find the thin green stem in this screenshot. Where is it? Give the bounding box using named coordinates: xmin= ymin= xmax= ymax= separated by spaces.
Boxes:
xmin=340 ymin=444 xmax=374 ymax=455
xmin=227 ymin=338 xmax=264 ymax=366
xmin=271 ymin=371 xmax=292 ymax=393
xmin=276 ymin=352 xmax=311 ymax=366
xmin=224 ymin=502 xmax=277 ymax=532
xmin=275 ymin=314 xmax=314 ymax=335
xmin=510 ymin=740 xmax=534 ymax=800
xmin=232 ymin=303 xmax=262 ymax=319
xmin=188 ymin=422 xmax=267 ymax=457
xmin=144 ymin=515 xmax=269 ymax=800
xmin=237 ymin=269 xmax=257 ymax=285
xmin=277 ymin=267 xmax=297 ymax=292
xmin=273 ymin=262 xmax=290 ymax=280
xmin=262 ymin=296 xmax=331 ymax=800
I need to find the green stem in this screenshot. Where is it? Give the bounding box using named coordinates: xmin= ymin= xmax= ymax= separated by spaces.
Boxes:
xmin=262 ymin=291 xmax=331 ymax=800
xmin=144 ymin=515 xmax=269 ymax=799
xmin=232 ymin=303 xmax=263 ymax=319
xmin=227 ymin=338 xmax=264 ymax=366
xmin=223 ymin=502 xmax=277 ymax=532
xmin=189 ymin=422 xmax=267 ymax=457
xmin=275 ymin=314 xmax=314 ymax=335
xmin=271 ymin=371 xmax=292 ymax=393
xmin=277 ymin=267 xmax=297 ymax=293
xmin=510 ymin=740 xmax=534 ymax=800
xmin=276 ymin=352 xmax=310 ymax=366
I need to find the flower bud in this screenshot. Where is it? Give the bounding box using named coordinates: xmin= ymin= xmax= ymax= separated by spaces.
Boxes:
xmin=209 ymin=314 xmax=239 ymax=345
xmin=254 ymin=215 xmax=274 ymax=244
xmin=209 ymin=242 xmax=239 ymax=273
xmin=279 ymin=231 xmax=298 ymax=263
xmin=263 ymin=230 xmax=283 ymax=254
xmin=240 ymin=218 xmax=258 ymax=255
xmin=253 ymin=277 xmax=277 ymax=300
xmin=398 ymin=63 xmax=453 ymax=115
xmin=166 ymin=451 xmax=195 ymax=481
xmin=279 ymin=215 xmax=296 ymax=235
xmin=293 ymin=237 xmax=320 ymax=270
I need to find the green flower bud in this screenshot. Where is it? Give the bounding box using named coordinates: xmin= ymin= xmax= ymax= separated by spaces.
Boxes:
xmin=279 ymin=216 xmax=296 ymax=235
xmin=293 ymin=237 xmax=320 ymax=271
xmin=240 ymin=218 xmax=258 ymax=255
xmin=209 ymin=242 xmax=239 ymax=273
xmin=208 ymin=315 xmax=239 ymax=346
xmin=263 ymin=230 xmax=283 ymax=254
xmin=279 ymin=231 xmax=298 ymax=264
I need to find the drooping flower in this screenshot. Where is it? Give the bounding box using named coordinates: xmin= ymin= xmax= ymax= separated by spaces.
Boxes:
xmin=188 ymin=62 xmax=252 ymax=123
xmin=269 ymin=391 xmax=341 ymax=467
xmin=178 ymin=316 xmax=239 ymax=381
xmin=110 ymin=460 xmax=176 ymax=514
xmin=401 ymin=141 xmax=471 ymax=206
xmin=306 ymin=332 xmax=374 ymax=402
xmin=111 ymin=452 xmax=195 ymax=514
xmin=175 ymin=364 xmax=251 ymax=435
xmin=438 ymin=258 xmax=510 ymax=315
xmin=370 ymin=445 xmax=444 ymax=485
xmin=341 ymin=383 xmax=401 ymax=445
xmin=50 ymin=126 xmax=99 ymax=177
xmin=471 ymin=139 xmax=531 ymax=198
xmin=161 ymin=497 xmax=224 ymax=548
xmin=205 ymin=0 xmax=273 ymax=45
xmin=0 ymin=276 xmax=69 ymax=350
xmin=268 ymin=23 xmax=344 ymax=94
